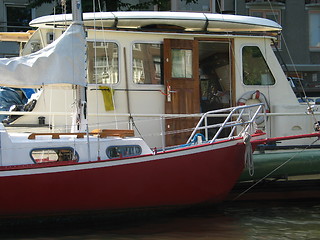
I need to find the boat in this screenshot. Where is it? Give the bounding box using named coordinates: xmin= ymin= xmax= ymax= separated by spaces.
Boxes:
xmin=0 ymin=99 xmax=273 ymax=218
xmin=0 ymin=3 xmax=319 ymax=205
xmin=0 ymin=0 xmax=284 ymax=219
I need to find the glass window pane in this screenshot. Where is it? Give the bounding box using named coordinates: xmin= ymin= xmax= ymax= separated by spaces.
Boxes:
xmin=6 ymin=6 xmax=31 ymax=32
xmin=107 ymin=145 xmax=142 ymax=159
xmin=132 ymin=43 xmax=163 ymax=84
xmin=171 ymin=49 xmax=193 ymax=78
xmin=242 ymin=46 xmax=275 ymax=85
xmin=31 ymin=148 xmax=78 ymax=163
xmin=309 ymin=12 xmax=320 ymax=48
xmin=87 ymin=42 xmax=119 ymax=84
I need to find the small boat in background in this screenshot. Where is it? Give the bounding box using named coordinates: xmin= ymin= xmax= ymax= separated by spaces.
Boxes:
xmin=229 ymin=134 xmax=320 ymax=201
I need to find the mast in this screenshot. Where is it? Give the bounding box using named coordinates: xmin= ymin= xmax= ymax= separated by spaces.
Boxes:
xmin=71 ymin=0 xmax=88 ymax=132
xmin=72 ymin=0 xmax=83 ymax=23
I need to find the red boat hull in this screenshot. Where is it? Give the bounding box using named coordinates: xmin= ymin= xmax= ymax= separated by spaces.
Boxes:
xmin=0 ymin=141 xmax=245 ymax=217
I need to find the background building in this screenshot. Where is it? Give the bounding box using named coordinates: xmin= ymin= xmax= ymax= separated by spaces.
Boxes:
xmin=232 ymin=0 xmax=320 ymax=95
xmin=0 ymin=0 xmax=53 ymax=57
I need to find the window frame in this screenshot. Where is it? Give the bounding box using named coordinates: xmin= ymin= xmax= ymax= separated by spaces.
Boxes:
xmin=106 ymin=145 xmax=142 ymax=159
xmin=309 ymin=10 xmax=320 ymax=51
xmin=241 ymin=45 xmax=276 ymax=86
xmin=87 ymin=40 xmax=120 ymax=85
xmin=5 ymin=4 xmax=32 ymax=32
xmin=30 ymin=147 xmax=79 ymax=164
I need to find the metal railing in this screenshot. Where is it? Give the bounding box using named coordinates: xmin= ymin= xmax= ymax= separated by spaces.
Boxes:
xmin=187 ymin=103 xmax=266 ymax=144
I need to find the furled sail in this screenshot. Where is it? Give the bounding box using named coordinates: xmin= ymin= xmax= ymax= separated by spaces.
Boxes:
xmin=0 ymin=23 xmax=86 ymax=87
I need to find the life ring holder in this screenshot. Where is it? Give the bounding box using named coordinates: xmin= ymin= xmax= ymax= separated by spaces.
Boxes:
xmin=237 ymin=90 xmax=270 ymax=125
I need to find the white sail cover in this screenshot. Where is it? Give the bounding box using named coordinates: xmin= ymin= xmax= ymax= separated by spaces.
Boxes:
xmin=0 ymin=24 xmax=86 ymax=87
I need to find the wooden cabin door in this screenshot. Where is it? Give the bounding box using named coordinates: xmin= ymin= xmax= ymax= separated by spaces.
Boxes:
xmin=164 ymin=39 xmax=200 ymax=146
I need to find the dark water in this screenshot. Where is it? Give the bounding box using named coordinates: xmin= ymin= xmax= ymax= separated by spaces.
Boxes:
xmin=0 ymin=201 xmax=319 ymax=240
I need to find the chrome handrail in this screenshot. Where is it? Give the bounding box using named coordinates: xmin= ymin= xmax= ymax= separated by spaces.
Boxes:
xmin=186 ymin=103 xmax=266 ymax=144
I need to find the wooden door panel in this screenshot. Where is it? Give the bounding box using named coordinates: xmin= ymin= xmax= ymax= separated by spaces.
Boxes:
xmin=164 ymin=39 xmax=200 ymax=146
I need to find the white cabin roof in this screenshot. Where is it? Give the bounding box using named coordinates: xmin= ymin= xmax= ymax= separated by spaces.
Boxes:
xmin=30 ymin=11 xmax=282 ymax=32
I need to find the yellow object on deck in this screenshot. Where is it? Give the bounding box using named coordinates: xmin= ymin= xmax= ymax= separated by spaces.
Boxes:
xmin=99 ymin=86 xmax=115 ymax=111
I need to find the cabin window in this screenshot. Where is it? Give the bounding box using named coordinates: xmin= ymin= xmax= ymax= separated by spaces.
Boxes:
xmin=87 ymin=41 xmax=119 ymax=84
xmin=132 ymin=43 xmax=163 ymax=84
xmin=242 ymin=46 xmax=275 ymax=85
xmin=30 ymin=148 xmax=78 ymax=163
xmin=107 ymin=145 xmax=142 ymax=159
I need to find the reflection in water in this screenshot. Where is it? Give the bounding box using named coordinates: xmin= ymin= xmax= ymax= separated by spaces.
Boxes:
xmin=1 ymin=201 xmax=319 ymax=240
xmin=224 ymin=201 xmax=320 ymax=240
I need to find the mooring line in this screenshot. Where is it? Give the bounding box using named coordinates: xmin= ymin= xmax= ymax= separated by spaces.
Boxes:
xmin=232 ymin=137 xmax=320 ymax=201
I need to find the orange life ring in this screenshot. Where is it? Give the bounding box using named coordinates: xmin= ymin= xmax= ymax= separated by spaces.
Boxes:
xmin=237 ymin=90 xmax=270 ymax=124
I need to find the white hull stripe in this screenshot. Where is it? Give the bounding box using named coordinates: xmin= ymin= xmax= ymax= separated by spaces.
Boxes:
xmin=0 ymin=139 xmax=241 ymax=177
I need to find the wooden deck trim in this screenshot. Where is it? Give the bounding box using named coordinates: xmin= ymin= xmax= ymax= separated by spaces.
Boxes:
xmin=28 ymin=133 xmax=86 ymax=140
xmin=90 ymin=129 xmax=135 ymax=138
xmin=28 ymin=129 xmax=134 ymax=140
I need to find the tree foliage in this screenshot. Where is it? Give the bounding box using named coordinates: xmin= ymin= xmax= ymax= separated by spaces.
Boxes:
xmin=28 ymin=0 xmax=198 ymax=13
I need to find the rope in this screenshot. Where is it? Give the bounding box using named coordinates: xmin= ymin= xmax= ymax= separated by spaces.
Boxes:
xmin=129 ymin=115 xmax=145 ymax=140
xmin=243 ymin=132 xmax=254 ymax=176
xmin=232 ymin=137 xmax=320 ymax=201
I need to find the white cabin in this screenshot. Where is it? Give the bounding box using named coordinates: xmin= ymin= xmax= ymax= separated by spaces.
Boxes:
xmin=2 ymin=12 xmax=316 ymax=147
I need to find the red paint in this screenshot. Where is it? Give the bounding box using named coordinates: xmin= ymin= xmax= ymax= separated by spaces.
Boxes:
xmin=251 ymin=132 xmax=320 ymax=145
xmin=0 ymin=141 xmax=246 ymax=218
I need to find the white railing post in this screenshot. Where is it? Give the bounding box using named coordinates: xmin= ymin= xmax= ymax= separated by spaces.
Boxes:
xmin=160 ymin=116 xmax=165 ymax=151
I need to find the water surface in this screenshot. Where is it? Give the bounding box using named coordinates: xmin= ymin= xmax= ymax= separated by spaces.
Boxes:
xmin=1 ymin=201 xmax=319 ymax=240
